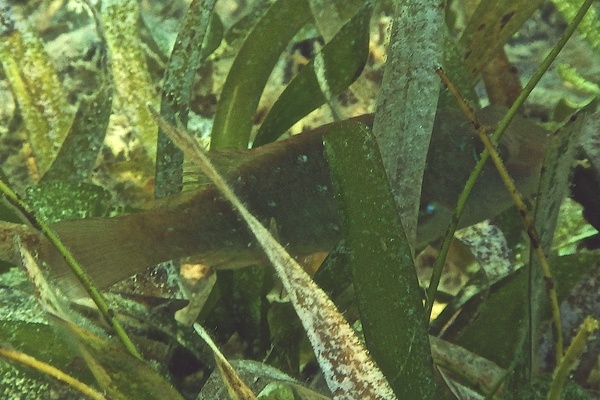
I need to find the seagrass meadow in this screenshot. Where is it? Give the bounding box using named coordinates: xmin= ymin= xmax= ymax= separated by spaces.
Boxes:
xmin=0 ymin=0 xmax=600 ymax=399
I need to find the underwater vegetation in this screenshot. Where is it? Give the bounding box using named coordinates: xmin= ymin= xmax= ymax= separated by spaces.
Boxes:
xmin=0 ymin=0 xmax=600 ymax=398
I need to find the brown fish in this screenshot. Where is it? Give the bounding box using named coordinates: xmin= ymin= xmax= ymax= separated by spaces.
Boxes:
xmin=3 ymin=106 xmax=549 ymax=295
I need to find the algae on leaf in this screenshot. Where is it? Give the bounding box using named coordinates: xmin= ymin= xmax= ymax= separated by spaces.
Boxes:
xmin=25 ymin=181 xmax=111 ymax=224
xmin=42 ymin=82 xmax=112 ymax=183
xmin=0 ymin=8 xmax=73 ymax=177
xmin=156 ymin=0 xmax=221 ymax=198
xmin=58 ymin=317 xmax=184 ymax=400
xmin=0 ymin=269 xmax=83 ymax=398
xmin=101 ymin=0 xmax=158 ymax=161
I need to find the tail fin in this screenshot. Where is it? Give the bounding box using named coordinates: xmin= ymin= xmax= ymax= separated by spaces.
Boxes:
xmin=46 ymin=212 xmax=179 ymax=297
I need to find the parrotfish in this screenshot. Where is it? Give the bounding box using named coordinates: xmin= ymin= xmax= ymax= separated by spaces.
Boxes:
xmin=2 ymin=106 xmax=549 ymax=295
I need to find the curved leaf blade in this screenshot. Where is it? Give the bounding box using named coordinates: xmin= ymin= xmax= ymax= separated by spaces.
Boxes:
xmin=42 ymin=83 xmax=112 ymax=183
xmin=459 ymin=0 xmax=544 ymax=78
xmin=0 ymin=10 xmax=73 ymax=177
xmin=253 ymin=2 xmax=372 ymax=147
xmin=210 ymin=0 xmax=312 ymax=150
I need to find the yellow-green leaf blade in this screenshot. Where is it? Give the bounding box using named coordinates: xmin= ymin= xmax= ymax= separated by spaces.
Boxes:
xmin=101 ymin=0 xmax=158 ymax=160
xmin=0 ymin=12 xmax=73 ymax=177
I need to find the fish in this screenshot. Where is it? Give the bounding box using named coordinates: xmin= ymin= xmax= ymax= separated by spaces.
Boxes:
xmin=2 ymin=106 xmax=550 ymax=296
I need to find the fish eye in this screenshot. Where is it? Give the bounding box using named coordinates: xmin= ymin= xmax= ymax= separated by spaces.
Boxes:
xmin=419 ymin=201 xmax=437 ymax=220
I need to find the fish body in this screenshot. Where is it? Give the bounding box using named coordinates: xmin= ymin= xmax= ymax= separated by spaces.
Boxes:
xmin=45 ymin=116 xmax=348 ymax=293
xmin=36 ymin=107 xmax=549 ymax=294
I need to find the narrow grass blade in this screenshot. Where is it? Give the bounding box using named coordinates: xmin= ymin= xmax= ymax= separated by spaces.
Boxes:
xmin=155 ymin=0 xmax=220 ymax=198
xmin=253 ymin=2 xmax=372 ymax=147
xmin=520 ymin=114 xmax=582 ymax=381
xmin=210 ymin=0 xmax=312 ymax=150
xmin=101 ymin=0 xmax=158 ymax=160
xmin=0 ymin=347 xmax=106 ymax=400
xmin=194 ymin=323 xmax=258 ymax=400
xmin=324 ymin=121 xmax=437 ymax=399
xmin=372 ymin=0 xmax=444 ymax=246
